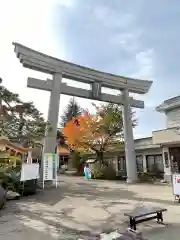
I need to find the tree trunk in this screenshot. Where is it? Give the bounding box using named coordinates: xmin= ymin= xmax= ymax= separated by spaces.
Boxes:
xmin=96 ymin=151 xmax=104 ymax=165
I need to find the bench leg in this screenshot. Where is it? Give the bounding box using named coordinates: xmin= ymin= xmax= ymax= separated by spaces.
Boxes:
xmin=157 ymin=212 xmax=164 ymax=224
xmin=130 ymin=217 xmax=136 ymax=230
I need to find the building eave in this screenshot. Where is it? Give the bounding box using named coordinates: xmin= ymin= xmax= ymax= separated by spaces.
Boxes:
xmin=156 ymin=95 xmax=180 ymax=112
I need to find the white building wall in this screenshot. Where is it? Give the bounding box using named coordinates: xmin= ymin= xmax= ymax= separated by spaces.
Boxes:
xmin=166 ymin=107 xmax=180 ymax=128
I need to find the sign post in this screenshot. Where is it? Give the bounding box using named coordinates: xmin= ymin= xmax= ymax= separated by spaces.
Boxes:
xmin=172 ymin=173 xmax=180 ymax=202
xmin=43 ymin=153 xmax=58 ymax=189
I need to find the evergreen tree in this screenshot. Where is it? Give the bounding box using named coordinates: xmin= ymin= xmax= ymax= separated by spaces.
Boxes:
xmin=60 ymin=98 xmax=82 ymax=127
xmin=0 ymin=85 xmax=51 ymax=147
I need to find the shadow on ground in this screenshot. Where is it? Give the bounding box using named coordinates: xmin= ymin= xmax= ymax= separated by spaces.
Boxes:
xmin=2 ymin=200 xmax=180 ymax=239
xmin=26 ymin=179 xmax=176 ymax=206
xmin=1 ymin=176 xmax=180 ymax=239
xmin=1 ymin=201 xmax=124 ymax=239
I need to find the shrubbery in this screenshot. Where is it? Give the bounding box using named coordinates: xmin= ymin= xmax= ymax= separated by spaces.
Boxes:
xmin=91 ymin=162 xmax=116 ymax=180
xmin=103 ymin=164 xmax=117 ymax=180
xmin=0 ymin=157 xmax=23 ymax=193
xmin=137 ymin=172 xmax=155 ymax=182
xmin=137 ymin=171 xmax=164 ymax=182
xmin=116 ymin=170 xmax=127 ymax=180
xmin=0 ymin=163 xmax=38 ymax=195
xmin=91 ymin=163 xmax=164 ymax=182
xmin=91 ymin=163 xmax=104 ymax=179
xmin=0 ymin=160 xmax=22 ymax=192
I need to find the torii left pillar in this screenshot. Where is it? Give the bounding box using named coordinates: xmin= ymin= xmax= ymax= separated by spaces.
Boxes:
xmin=40 ymin=73 xmax=62 ymax=183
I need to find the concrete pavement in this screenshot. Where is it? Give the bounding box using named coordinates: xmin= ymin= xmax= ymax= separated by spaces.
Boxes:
xmin=0 ymin=175 xmax=180 ymax=239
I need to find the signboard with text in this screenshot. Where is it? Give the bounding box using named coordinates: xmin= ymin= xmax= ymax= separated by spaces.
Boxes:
xmin=172 ymin=174 xmax=180 ymax=196
xmin=43 ymin=153 xmax=57 ymax=188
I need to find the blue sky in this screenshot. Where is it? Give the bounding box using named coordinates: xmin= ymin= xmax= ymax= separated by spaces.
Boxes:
xmin=0 ymin=0 xmax=180 ymax=138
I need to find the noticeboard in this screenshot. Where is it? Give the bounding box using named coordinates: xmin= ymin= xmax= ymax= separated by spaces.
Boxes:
xmin=172 ymin=174 xmax=180 ymax=196
xmin=43 ymin=153 xmax=57 ymax=189
xmin=20 ymin=163 xmax=39 ymax=181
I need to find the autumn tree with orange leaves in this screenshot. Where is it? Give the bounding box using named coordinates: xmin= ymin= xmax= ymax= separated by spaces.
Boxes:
xmin=62 ymin=103 xmax=137 ymax=163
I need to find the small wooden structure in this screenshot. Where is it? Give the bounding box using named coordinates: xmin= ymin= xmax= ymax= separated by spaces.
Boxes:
xmin=0 ymin=136 xmax=37 ymax=164
xmin=0 ymin=137 xmax=29 ymax=155
xmin=0 ymin=137 xmax=39 ymax=196
xmin=56 ymin=145 xmax=70 ymax=169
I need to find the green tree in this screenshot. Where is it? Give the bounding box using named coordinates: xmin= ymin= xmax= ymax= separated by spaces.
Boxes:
xmin=95 ymin=102 xmax=137 ymax=141
xmin=0 ymin=85 xmax=50 ymax=147
xmin=60 ymin=97 xmax=82 ymax=127
xmin=90 ymin=102 xmax=137 ymax=166
xmin=95 ymin=102 xmax=137 ymax=163
xmin=94 ymin=102 xmax=137 ymax=163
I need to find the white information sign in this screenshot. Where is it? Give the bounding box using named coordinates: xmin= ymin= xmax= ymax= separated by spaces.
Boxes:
xmin=43 ymin=153 xmax=57 ymax=189
xmin=20 ymin=163 xmax=39 ymax=181
xmin=172 ymin=174 xmax=180 ymax=196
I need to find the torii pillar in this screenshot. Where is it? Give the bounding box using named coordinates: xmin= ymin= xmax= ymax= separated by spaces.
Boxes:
xmin=122 ymin=89 xmax=137 ymax=183
xmin=44 ymin=73 xmax=62 ymax=154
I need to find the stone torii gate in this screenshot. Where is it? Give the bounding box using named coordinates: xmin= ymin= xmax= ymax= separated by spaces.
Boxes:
xmin=13 ymin=42 xmax=152 ymax=183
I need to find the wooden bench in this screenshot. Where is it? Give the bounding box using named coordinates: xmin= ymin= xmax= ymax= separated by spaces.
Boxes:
xmin=124 ymin=206 xmax=167 ymax=230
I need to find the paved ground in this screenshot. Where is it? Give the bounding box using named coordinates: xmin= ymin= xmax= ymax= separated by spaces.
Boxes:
xmin=0 ymin=175 xmax=180 ymax=239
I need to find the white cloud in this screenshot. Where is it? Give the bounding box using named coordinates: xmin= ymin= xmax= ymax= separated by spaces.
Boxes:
xmin=0 ymin=0 xmax=61 ymax=118
xmin=0 ymin=0 xmax=93 ymax=122
xmin=109 ymin=31 xmax=142 ymax=53
xmin=93 ymin=6 xmax=134 ymax=29
xmin=135 ymin=49 xmax=154 ymax=80
xmin=129 ymin=49 xmax=155 ymax=108
xmin=58 ymin=0 xmax=74 ymax=8
xmin=92 ymin=3 xmax=155 ymax=111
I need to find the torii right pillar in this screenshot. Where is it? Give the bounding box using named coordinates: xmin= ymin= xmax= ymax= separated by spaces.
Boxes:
xmin=122 ymin=89 xmax=137 ymax=183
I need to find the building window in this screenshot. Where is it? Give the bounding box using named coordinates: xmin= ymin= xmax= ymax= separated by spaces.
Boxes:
xmin=155 ymin=155 xmax=164 ymax=172
xmin=59 ymin=155 xmax=69 ymax=166
xmin=146 ymin=155 xmax=163 ymax=172
xmin=146 ymin=155 xmax=154 ymax=172
xmin=136 ymin=155 xmax=143 ymax=171
xmin=117 ymin=156 xmax=126 ymax=171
